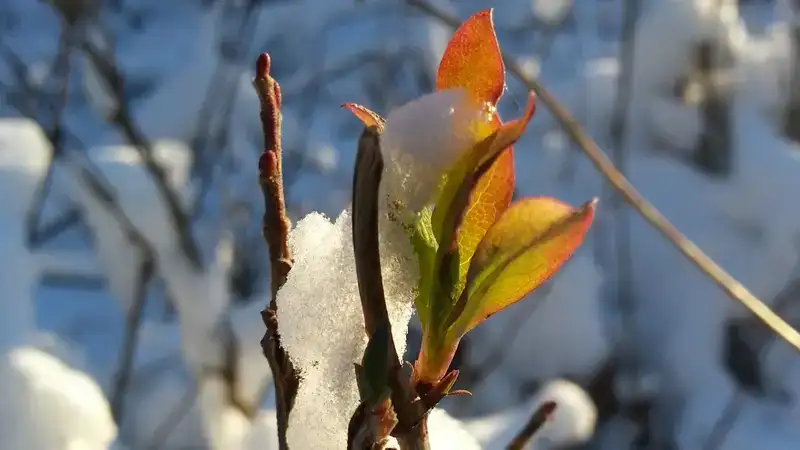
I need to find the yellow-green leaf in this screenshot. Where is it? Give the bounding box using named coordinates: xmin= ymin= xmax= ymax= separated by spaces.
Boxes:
xmin=455 ymin=95 xmax=536 ymax=283
xmin=447 ymin=197 xmax=597 ymax=338
xmin=430 ymin=93 xmax=536 ymax=243
xmin=411 ymin=207 xmax=437 ymax=333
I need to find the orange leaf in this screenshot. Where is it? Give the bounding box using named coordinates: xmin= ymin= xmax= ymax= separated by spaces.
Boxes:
xmin=447 ymin=197 xmax=597 ymax=338
xmin=437 ymin=9 xmax=505 ymax=106
xmin=342 ymin=103 xmax=385 ymax=133
xmin=456 ymin=93 xmax=536 ymax=281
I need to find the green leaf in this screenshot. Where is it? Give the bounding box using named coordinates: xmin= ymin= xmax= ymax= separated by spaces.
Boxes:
xmin=360 ymin=324 xmax=392 ymax=403
xmin=410 ymin=207 xmax=437 ymax=333
xmin=447 ymin=197 xmax=597 ymax=339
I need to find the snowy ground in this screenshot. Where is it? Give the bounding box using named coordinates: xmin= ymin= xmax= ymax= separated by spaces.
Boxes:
xmin=1 ymin=0 xmax=800 ymax=448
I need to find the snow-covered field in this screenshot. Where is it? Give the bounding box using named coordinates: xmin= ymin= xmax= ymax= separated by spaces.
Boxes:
xmin=1 ymin=0 xmax=800 ymax=448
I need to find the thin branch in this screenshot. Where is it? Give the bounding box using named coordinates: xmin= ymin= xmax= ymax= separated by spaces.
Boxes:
xmin=253 ymin=52 xmax=298 ymax=450
xmin=406 ymin=0 xmax=800 ymax=354
xmin=0 ymin=31 xmax=79 ymax=248
xmin=81 ymin=39 xmax=203 ymax=269
xmin=607 ymin=0 xmax=640 ymax=337
xmin=147 ymin=381 xmax=199 ymax=450
xmin=190 ymin=0 xmax=262 ymax=218
xmin=28 ymin=208 xmax=83 ymax=249
xmin=506 ymin=401 xmax=557 ymax=450
xmin=350 ymin=126 xmax=429 ymax=450
xmin=110 ymin=254 xmax=155 ymax=423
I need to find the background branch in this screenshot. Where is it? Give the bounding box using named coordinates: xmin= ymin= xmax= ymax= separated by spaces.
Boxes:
xmin=505 ymin=401 xmax=556 ymax=450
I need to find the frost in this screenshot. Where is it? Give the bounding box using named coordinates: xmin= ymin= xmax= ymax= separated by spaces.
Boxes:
xmin=380 ymin=88 xmax=488 ymax=214
xmin=277 ymin=210 xmax=415 ymax=448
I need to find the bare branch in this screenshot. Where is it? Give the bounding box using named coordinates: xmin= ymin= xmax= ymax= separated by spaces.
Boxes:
xmin=81 ymin=39 xmax=203 ymax=269
xmin=110 ymin=255 xmax=155 ymax=422
xmin=506 ymin=401 xmax=557 ymax=450
xmin=406 ymin=0 xmax=800 ymax=354
xmin=147 ymin=381 xmax=199 ymax=450
xmin=253 ymin=52 xmax=298 ymax=450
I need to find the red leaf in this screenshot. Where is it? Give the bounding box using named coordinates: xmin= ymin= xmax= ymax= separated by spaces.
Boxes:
xmin=437 ymin=9 xmax=505 ymax=106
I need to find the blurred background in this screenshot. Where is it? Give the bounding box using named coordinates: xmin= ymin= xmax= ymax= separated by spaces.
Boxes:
xmin=1 ymin=0 xmax=800 ymax=448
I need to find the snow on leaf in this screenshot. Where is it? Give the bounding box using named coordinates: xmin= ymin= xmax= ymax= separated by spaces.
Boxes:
xmin=436 ymin=9 xmax=505 ymax=106
xmin=447 ymin=197 xmax=596 ymax=338
xmin=342 ymin=103 xmax=385 ymax=133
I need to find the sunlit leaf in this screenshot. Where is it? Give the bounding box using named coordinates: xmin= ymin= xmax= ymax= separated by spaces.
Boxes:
xmin=342 ymin=103 xmax=385 ymax=133
xmin=447 ymin=197 xmax=597 ymax=338
xmin=437 ymin=8 xmax=505 ymax=106
xmin=456 ymin=95 xmax=536 ymax=282
xmin=411 ymin=207 xmax=437 ymax=332
xmin=425 ymin=93 xmax=536 ymax=333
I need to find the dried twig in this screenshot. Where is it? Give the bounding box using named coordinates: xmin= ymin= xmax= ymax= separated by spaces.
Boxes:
xmin=406 ymin=0 xmax=800 ymax=353
xmin=506 ymin=401 xmax=557 ymax=450
xmin=253 ymin=52 xmax=298 ymax=450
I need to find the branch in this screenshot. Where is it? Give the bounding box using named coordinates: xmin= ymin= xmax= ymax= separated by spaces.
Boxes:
xmin=349 ymin=126 xmax=429 ymax=450
xmin=81 ymin=39 xmax=203 ymax=269
xmin=253 ymin=52 xmax=298 ymax=450
xmin=406 ymin=0 xmax=800 ymax=354
xmin=110 ymin=254 xmax=155 ymax=422
xmin=505 ymin=401 xmax=557 ymax=450
xmin=0 ymin=32 xmax=80 ymax=248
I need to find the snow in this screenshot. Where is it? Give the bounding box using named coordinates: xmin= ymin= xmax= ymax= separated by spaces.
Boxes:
xmin=3 ymin=0 xmax=800 ymax=448
xmin=276 ymin=210 xmax=414 ymax=448
xmin=0 ymin=346 xmax=117 ymax=450
xmin=380 ymin=87 xmax=489 ymax=214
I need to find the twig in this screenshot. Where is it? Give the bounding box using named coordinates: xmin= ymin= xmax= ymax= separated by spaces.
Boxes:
xmin=607 ymin=0 xmax=640 ymax=332
xmin=0 ymin=29 xmax=80 ymax=249
xmin=110 ymin=255 xmax=155 ymax=422
xmin=81 ymin=39 xmax=203 ymax=270
xmin=190 ymin=0 xmax=262 ymax=218
xmin=350 ymin=126 xmax=429 ymax=450
xmin=28 ymin=208 xmax=83 ymax=249
xmin=147 ymin=381 xmax=199 ymax=450
xmin=506 ymin=401 xmax=557 ymax=450
xmin=406 ymin=0 xmax=800 ymax=353
xmin=253 ymin=52 xmax=298 ymax=450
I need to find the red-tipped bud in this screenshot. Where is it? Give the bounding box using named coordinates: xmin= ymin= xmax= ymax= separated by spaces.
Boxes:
xmin=256 ymin=52 xmax=271 ymax=78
